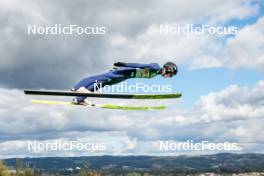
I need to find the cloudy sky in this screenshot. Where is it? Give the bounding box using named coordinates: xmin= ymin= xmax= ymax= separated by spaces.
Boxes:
xmin=0 ymin=0 xmax=264 ymax=158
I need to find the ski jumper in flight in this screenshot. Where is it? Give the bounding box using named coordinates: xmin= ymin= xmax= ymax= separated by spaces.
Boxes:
xmin=72 ymin=62 xmax=178 ymax=105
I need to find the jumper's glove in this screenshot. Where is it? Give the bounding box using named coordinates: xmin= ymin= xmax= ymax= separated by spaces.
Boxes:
xmin=114 ymin=62 xmax=126 ymax=67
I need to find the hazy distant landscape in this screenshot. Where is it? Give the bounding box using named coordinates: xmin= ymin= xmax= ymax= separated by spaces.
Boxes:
xmin=3 ymin=153 xmax=264 ymax=175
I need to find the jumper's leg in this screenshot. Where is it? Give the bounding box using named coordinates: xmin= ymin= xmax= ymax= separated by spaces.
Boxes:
xmin=71 ymin=87 xmax=92 ymax=106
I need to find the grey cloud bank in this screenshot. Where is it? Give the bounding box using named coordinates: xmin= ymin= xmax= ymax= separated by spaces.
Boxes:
xmin=0 ymin=0 xmax=261 ymax=89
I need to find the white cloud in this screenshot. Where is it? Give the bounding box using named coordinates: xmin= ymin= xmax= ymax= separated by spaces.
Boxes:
xmin=1 ymin=80 xmax=264 ymax=157
xmin=109 ymin=15 xmax=264 ymax=71
xmin=224 ymin=17 xmax=264 ymax=69
xmin=190 ymin=16 xmax=264 ymax=70
xmin=197 ymin=80 xmax=264 ymax=122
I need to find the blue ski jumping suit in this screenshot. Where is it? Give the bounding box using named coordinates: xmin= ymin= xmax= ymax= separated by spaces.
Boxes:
xmin=73 ymin=63 xmax=161 ymax=102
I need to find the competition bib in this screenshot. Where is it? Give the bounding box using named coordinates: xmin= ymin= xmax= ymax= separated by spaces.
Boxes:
xmin=132 ymin=68 xmax=158 ymax=78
